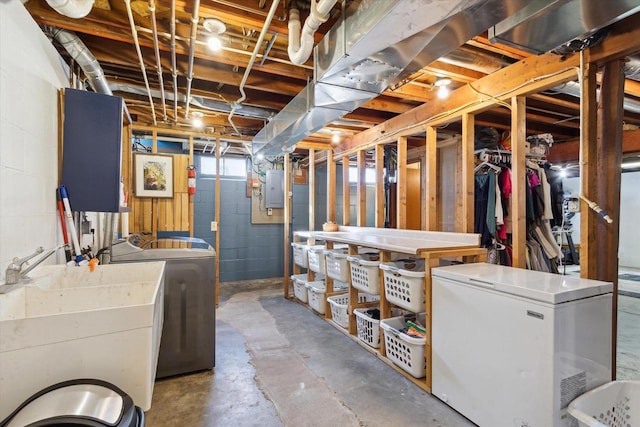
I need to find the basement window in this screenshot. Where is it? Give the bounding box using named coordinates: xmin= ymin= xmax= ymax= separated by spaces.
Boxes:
xmin=348 ymin=167 xmax=377 ymax=184
xmin=200 ymin=156 xmax=247 ymax=177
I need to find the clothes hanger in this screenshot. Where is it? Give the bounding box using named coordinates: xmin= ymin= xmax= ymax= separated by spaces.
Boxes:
xmin=474 ymin=161 xmax=502 ymax=173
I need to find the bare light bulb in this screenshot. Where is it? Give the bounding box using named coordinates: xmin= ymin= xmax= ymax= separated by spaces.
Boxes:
xmin=193 ymin=118 xmax=203 ymax=128
xmin=437 ymin=85 xmax=449 ymax=99
xmin=207 ymin=36 xmax=222 ymax=51
xmin=332 ymin=133 xmax=340 ymax=143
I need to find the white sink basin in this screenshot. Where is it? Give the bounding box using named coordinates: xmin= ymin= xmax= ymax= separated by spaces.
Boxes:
xmin=0 ymin=262 xmax=165 ymax=420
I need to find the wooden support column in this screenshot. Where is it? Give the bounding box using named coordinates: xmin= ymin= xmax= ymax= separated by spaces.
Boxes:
xmin=580 ymin=56 xmax=599 ymax=280
xmin=461 ymin=114 xmax=475 ymax=233
xmin=342 ymin=157 xmax=351 ymax=225
xmin=511 ymin=96 xmax=527 ymax=268
xmin=309 ymin=149 xmax=316 ymax=231
xmin=215 ymin=137 xmax=221 ymax=306
xmin=375 ymin=145 xmax=385 ymax=228
xmin=188 ymin=135 xmax=194 ymax=236
xmin=284 ymin=153 xmax=291 ymax=298
xmin=596 ymin=60 xmax=625 ymax=379
xmin=327 ymin=149 xmax=336 ymax=223
xmin=397 ymin=136 xmax=407 ymax=229
xmin=595 ymin=60 xmax=625 ymax=283
xmin=425 ymin=126 xmax=437 ymax=231
xmin=357 ymin=150 xmax=366 ymax=226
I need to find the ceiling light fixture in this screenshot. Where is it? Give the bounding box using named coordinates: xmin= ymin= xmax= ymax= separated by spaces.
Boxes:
xmin=332 ymin=132 xmax=340 ymax=144
xmin=204 ymin=18 xmax=226 ymax=52
xmin=434 ymin=77 xmax=452 ymax=99
xmin=192 ymin=111 xmax=204 ymax=128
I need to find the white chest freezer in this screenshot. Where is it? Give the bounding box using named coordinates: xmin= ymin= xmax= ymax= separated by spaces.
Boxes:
xmin=431 ymin=263 xmax=613 ymax=427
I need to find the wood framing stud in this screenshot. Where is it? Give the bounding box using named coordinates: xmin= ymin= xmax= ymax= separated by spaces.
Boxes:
xmin=511 ymin=96 xmax=527 ymax=268
xmin=397 ymin=136 xmax=407 ymax=229
xmin=425 ymin=126 xmax=437 ymax=231
xmin=461 ymin=114 xmax=475 ymax=233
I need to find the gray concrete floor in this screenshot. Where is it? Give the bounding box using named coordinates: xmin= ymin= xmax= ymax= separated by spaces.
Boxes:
xmin=146 ymin=279 xmax=640 ymax=427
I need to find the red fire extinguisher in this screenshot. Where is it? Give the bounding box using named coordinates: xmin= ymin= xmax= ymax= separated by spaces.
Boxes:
xmin=187 ymin=165 xmax=196 ymax=195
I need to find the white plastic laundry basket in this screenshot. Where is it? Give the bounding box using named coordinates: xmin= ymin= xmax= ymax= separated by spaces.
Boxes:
xmin=348 ymin=253 xmax=382 ymax=294
xmin=327 ymin=293 xmax=380 ymax=328
xmin=380 ymin=259 xmax=426 ymax=312
xmin=324 ymin=248 xmax=350 ymax=282
xmin=380 ymin=313 xmax=427 ymax=378
xmin=306 ymin=280 xmax=348 ymax=314
xmin=568 ymin=380 xmax=640 ymax=427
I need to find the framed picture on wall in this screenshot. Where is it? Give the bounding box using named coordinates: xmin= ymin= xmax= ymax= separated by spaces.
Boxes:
xmin=134 ymin=153 xmax=173 ymax=198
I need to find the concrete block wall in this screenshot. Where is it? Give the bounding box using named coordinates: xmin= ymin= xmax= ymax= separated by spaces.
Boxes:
xmin=193 ymin=155 xmax=284 ymax=282
xmin=0 ymin=2 xmax=69 ymax=281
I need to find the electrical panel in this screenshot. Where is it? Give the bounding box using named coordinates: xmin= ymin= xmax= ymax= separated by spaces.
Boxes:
xmin=265 ymin=169 xmax=284 ymax=208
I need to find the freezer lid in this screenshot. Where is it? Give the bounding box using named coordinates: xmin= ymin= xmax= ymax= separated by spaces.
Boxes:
xmin=432 ymin=263 xmax=613 ymax=304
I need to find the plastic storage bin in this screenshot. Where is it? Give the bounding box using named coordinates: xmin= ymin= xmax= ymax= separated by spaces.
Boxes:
xmin=327 ymin=293 xmax=380 ymax=328
xmin=354 ymin=307 xmax=383 ymax=348
xmin=306 ymin=245 xmax=328 ymax=273
xmin=306 ymin=280 xmax=348 ymax=314
xmin=380 ymin=259 xmax=426 ymax=312
xmin=348 ymin=252 xmax=383 ymax=294
xmin=324 ymin=248 xmax=350 ymax=282
xmin=291 ymin=273 xmax=311 ymax=302
xmin=291 ymin=242 xmax=312 ymax=268
xmin=380 ymin=313 xmax=427 ymax=378
xmin=291 ymin=273 xmax=323 ymax=302
xmin=568 ymin=380 xmax=640 ymax=427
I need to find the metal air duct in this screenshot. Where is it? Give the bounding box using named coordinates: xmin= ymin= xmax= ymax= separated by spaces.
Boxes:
xmin=46 ymin=27 xmax=112 ymax=95
xmin=45 ymin=0 xmax=94 ymax=19
xmin=489 ymin=0 xmax=640 ymax=54
xmin=253 ymin=0 xmax=531 ymax=156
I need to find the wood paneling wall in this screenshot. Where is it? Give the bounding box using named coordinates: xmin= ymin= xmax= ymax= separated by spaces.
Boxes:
xmin=127 ymin=154 xmax=192 ymax=238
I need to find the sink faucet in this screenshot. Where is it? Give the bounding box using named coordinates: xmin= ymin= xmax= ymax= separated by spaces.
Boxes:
xmin=2 ymin=246 xmax=63 ymax=291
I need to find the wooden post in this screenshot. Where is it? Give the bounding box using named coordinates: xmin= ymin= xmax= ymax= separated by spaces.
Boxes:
xmin=284 ymin=153 xmax=291 ymax=298
xmin=189 ymin=135 xmax=194 ymax=237
xmin=596 ymin=59 xmax=625 ymax=379
xmin=150 ymin=130 xmax=158 ymax=238
xmin=342 ymin=157 xmax=351 ymax=225
xmin=425 ymin=126 xmax=437 ymax=231
xmin=327 ymin=148 xmax=336 ymax=223
xmin=461 ymin=114 xmax=475 ymax=233
xmin=511 ymin=96 xmax=527 ymax=268
xmin=309 ymin=149 xmax=315 ymax=231
xmin=580 ymin=56 xmax=598 ymax=280
xmin=375 ymin=145 xmax=385 ymax=228
xmin=357 ymin=150 xmax=366 ymax=226
xmin=215 ymin=137 xmax=221 ymax=306
xmin=397 ymin=136 xmax=407 ymax=229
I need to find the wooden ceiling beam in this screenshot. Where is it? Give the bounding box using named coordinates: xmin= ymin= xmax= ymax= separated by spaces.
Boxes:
xmin=336 ymin=12 xmax=640 ymax=157
xmin=548 ymin=129 xmax=640 ymax=163
xmin=336 ymin=53 xmax=580 ymax=156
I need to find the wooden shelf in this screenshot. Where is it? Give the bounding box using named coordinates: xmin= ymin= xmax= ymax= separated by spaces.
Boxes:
xmin=289 ymin=226 xmax=487 ymax=393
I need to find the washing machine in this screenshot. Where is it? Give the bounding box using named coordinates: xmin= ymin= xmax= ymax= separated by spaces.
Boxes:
xmin=0 ymin=379 xmax=144 ymax=427
xmin=110 ymin=234 xmax=216 ymax=378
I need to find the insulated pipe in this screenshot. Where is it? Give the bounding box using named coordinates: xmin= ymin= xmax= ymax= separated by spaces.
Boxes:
xmin=49 ymin=28 xmax=112 ymax=95
xmin=228 ymin=0 xmax=280 ymax=135
xmin=183 ymin=0 xmax=201 ymax=119
xmin=124 ymin=0 xmax=157 ymax=125
xmin=149 ymin=0 xmax=167 ymax=122
xmin=45 ymin=0 xmax=94 ymax=19
xmin=287 ymin=0 xmax=338 ymax=65
xmin=170 ymin=0 xmax=179 ymax=123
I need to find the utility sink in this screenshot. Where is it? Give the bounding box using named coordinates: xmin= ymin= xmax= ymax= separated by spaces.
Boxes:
xmin=0 ymin=262 xmax=165 ymax=420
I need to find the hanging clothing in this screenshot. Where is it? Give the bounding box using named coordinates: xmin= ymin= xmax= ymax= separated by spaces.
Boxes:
xmin=474 ymin=173 xmax=494 ymax=247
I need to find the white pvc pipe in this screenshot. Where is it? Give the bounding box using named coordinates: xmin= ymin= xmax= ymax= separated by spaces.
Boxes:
xmin=228 ymin=0 xmax=280 ymax=134
xmin=45 ymin=0 xmax=94 ymax=19
xmin=287 ymin=0 xmax=338 ymax=65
